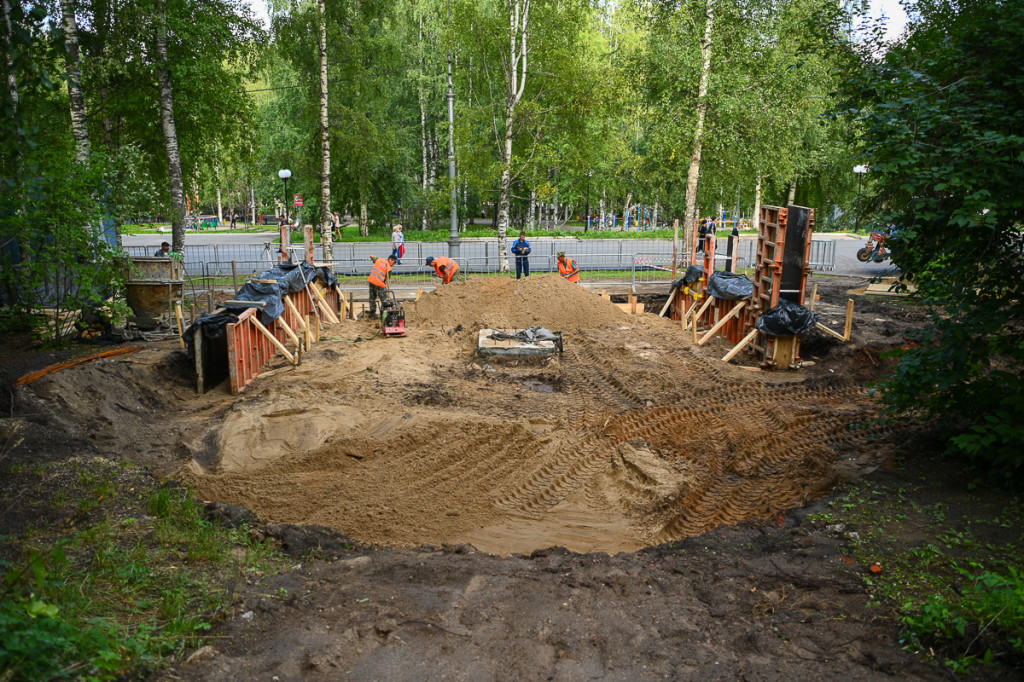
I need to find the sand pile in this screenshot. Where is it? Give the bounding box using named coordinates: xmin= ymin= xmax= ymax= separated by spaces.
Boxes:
xmin=407 ymin=273 xmax=627 ymax=331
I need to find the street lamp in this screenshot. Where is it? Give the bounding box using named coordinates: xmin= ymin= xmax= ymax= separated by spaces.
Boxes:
xmin=853 ymin=165 xmax=868 ymax=233
xmin=278 ymin=168 xmax=292 ymax=223
xmin=585 ymin=171 xmax=592 ymax=232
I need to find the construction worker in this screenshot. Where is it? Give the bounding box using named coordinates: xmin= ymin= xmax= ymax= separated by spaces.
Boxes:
xmin=425 ymin=256 xmax=460 ymax=284
xmin=556 ymin=251 xmax=580 ymax=283
xmin=367 ymin=254 xmax=397 ymax=319
xmin=511 ymin=231 xmax=531 ymax=279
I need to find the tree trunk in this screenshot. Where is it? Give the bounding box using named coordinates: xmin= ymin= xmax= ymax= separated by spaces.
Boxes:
xmin=683 ymin=0 xmax=715 ymax=256
xmin=787 ymin=177 xmax=797 ymax=205
xmin=622 ymin=192 xmax=633 ymax=231
xmin=2 ymin=0 xmax=17 ymax=115
xmin=156 ymin=0 xmax=186 ymax=253
xmin=528 ymin=189 xmax=536 ymax=230
xmin=318 ymin=0 xmax=333 ymax=261
xmin=359 ymin=200 xmax=368 ymax=237
xmin=599 ymin=189 xmax=605 ymax=229
xmin=60 ymin=0 xmax=90 ymax=163
xmin=216 ymin=184 xmax=223 ymax=223
xmin=418 ymin=16 xmax=430 ymax=231
xmin=653 ymin=201 xmax=659 ymax=230
xmin=495 ymin=0 xmax=530 ymax=272
xmin=752 ymin=174 xmax=762 ymax=236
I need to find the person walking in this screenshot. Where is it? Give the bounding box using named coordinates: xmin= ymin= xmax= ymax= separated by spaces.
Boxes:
xmin=425 ymin=256 xmax=460 ymax=284
xmin=511 ymin=231 xmax=531 ymax=279
xmin=332 ymin=212 xmax=342 ymax=241
xmin=556 ymin=251 xmax=580 ymax=283
xmin=391 ymin=224 xmax=405 ymax=264
xmin=367 ymin=254 xmax=397 ymax=319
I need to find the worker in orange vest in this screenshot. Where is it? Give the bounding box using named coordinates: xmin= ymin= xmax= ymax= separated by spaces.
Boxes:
xmin=367 ymin=254 xmax=397 ymax=319
xmin=556 ymin=251 xmax=580 ymax=283
xmin=425 ymin=256 xmax=460 ymax=284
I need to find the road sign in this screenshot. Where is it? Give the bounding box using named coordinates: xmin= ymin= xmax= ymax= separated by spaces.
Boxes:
xmin=294 ymin=194 xmax=303 ymax=207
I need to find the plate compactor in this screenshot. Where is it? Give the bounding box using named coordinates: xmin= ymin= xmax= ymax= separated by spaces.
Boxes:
xmin=380 ymin=290 xmax=406 ymax=337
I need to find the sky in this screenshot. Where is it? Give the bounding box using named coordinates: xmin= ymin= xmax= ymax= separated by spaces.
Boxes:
xmin=245 ymin=0 xmax=911 ymax=41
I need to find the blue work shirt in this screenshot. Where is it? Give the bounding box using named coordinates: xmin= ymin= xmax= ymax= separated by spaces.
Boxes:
xmin=511 ymin=238 xmax=531 ymax=255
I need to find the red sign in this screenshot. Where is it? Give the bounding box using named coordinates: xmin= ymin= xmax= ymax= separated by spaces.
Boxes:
xmin=294 ymin=194 xmax=303 ymax=207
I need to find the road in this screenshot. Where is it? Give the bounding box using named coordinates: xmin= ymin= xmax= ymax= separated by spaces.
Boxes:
xmin=122 ymin=232 xmax=899 ymax=279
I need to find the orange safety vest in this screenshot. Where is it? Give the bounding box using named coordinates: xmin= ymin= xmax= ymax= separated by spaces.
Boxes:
xmin=432 ymin=256 xmax=460 ymax=284
xmin=368 ymin=257 xmax=392 ymax=287
xmin=558 ymin=257 xmax=580 ymax=283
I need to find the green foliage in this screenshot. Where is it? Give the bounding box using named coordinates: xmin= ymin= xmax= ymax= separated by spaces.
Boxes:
xmin=0 ymin=480 xmax=286 ymax=681
xmin=902 ymin=567 xmax=1024 ymax=672
xmin=848 ymin=0 xmax=1024 ymax=480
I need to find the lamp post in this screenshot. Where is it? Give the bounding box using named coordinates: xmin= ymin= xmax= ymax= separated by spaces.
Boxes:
xmin=278 ymin=168 xmax=292 ymax=223
xmin=585 ymin=171 xmax=592 ymax=230
xmin=853 ymin=165 xmax=867 ymax=233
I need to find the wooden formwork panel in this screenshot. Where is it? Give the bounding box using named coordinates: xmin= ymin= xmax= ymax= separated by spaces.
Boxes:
xmin=225 ymin=286 xmax=339 ymax=395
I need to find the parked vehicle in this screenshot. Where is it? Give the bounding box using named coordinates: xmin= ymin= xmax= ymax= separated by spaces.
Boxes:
xmin=856 ymin=230 xmax=891 ymax=262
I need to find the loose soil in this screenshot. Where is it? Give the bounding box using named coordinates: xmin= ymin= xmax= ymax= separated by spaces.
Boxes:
xmin=3 ymin=273 xmax=1016 ymax=679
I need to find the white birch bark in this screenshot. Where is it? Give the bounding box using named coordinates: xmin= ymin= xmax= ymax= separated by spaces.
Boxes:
xmin=752 ymin=175 xmax=762 ymax=236
xmin=683 ymin=0 xmax=715 ymax=255
xmin=318 ymin=0 xmax=333 ymax=260
xmin=599 ymin=189 xmax=605 ymax=230
xmin=528 ymin=189 xmax=536 ymax=230
xmin=787 ymin=178 xmax=797 ymax=205
xmin=359 ymin=200 xmax=368 ymax=237
xmin=495 ymin=0 xmax=530 ymax=272
xmin=60 ymin=0 xmax=90 ymax=163
xmin=418 ymin=16 xmax=429 ymax=231
xmin=622 ymin=192 xmax=633 ymax=231
xmin=156 ymin=0 xmax=186 ymax=252
xmin=2 ymin=0 xmax=16 ymax=114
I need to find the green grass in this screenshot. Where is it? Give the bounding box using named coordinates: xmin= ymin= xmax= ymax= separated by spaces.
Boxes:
xmin=0 ymin=464 xmax=289 ymax=680
xmin=807 ymin=479 xmax=1024 ymax=673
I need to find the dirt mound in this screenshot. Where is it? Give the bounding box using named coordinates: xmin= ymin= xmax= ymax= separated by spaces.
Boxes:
xmin=407 ymin=274 xmax=627 ymax=331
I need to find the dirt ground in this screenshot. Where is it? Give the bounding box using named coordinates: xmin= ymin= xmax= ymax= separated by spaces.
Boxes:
xmin=7 ymin=273 xmax=1010 ymax=680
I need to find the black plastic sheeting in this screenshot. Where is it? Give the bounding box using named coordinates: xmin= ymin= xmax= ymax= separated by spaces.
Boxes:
xmin=671 ymin=265 xmax=704 ymax=290
xmin=755 ymin=299 xmax=820 ymax=337
xmin=181 ymin=262 xmax=338 ymax=359
xmin=706 ymin=271 xmax=753 ymax=300
xmin=183 ymin=310 xmax=239 ymax=360
xmin=222 ymin=262 xmax=338 ymax=324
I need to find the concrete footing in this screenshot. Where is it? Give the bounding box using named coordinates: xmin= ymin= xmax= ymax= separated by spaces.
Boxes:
xmin=477 ymin=329 xmax=559 ymax=357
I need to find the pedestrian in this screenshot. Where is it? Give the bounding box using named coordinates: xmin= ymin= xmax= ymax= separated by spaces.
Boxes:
xmin=367 ymin=254 xmax=397 ymax=319
xmin=425 ymin=255 xmax=460 ymax=284
xmin=391 ymin=224 xmax=405 ymax=264
xmin=697 ymin=218 xmax=709 ymax=254
xmin=154 ymin=242 xmax=171 ymax=257
xmin=511 ymin=230 xmax=531 ymax=279
xmin=332 ymin=212 xmax=342 ymax=241
xmin=230 ymin=211 xmax=237 ymax=230
xmin=556 ymin=251 xmax=580 ymax=283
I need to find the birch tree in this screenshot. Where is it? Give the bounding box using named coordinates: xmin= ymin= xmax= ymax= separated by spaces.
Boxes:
xmin=155 ymin=0 xmax=186 ymax=252
xmin=60 ymin=0 xmax=90 ymax=163
xmin=318 ymin=0 xmax=333 ymax=260
xmin=682 ymin=0 xmax=713 ymax=251
xmin=494 ymin=0 xmax=530 ymax=272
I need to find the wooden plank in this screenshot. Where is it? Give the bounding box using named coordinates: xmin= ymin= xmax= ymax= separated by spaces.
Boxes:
xmin=658 ymin=287 xmax=678 ymax=318
xmin=310 ymin=284 xmax=340 ymax=323
xmin=629 ymin=293 xmax=637 ymax=314
xmin=276 ymin=315 xmax=300 ymax=349
xmin=250 ymin=316 xmax=295 ymax=364
xmin=808 ymin=282 xmax=818 ymax=311
xmin=225 ymin=299 xmax=266 ymax=307
xmin=252 ymin=278 xmax=278 ymax=284
xmin=815 ymin=322 xmax=847 ymax=341
xmin=690 ymin=311 xmax=698 ymax=344
xmin=844 ymin=299 xmax=855 ymax=340
xmin=774 ymin=335 xmax=797 ymax=368
xmin=195 ymin=323 xmax=204 ymax=394
xmin=722 ymin=328 xmax=759 ymax=363
xmin=698 ymin=301 xmax=747 ymax=346
xmin=284 ymin=296 xmax=307 ymax=331
xmin=691 ymin=296 xmax=715 ymax=330
xmin=174 ymin=302 xmax=185 ymax=349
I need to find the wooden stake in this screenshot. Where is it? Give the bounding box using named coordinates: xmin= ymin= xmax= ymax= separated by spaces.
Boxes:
xmin=698 ymin=301 xmax=747 ymax=345
xmin=692 ymin=296 xmax=715 ymax=329
xmin=844 ymin=298 xmax=855 ymax=340
xmin=231 ymin=261 xmax=238 ymax=292
xmin=250 ymin=316 xmax=295 ymax=364
xmin=629 ymin=293 xmax=637 ymax=314
xmin=774 ymin=335 xmax=797 ymax=368
xmin=207 ymin=291 xmax=214 ymax=313
xmin=722 ymin=328 xmax=758 ymax=363
xmin=304 ymin=314 xmax=313 ymax=351
xmin=659 ymin=287 xmax=677 ymax=317
xmin=690 ymin=311 xmax=698 ymax=344
xmin=174 ymin=302 xmax=185 ymax=349
xmin=807 ymin=282 xmax=818 ymax=311
xmin=416 ymin=287 xmax=423 ymax=301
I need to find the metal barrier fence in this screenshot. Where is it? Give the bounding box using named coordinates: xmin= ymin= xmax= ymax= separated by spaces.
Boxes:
xmin=809 ymin=239 xmax=835 ymax=271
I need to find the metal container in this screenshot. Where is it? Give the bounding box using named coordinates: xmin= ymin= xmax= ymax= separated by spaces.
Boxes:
xmin=126 ymin=280 xmax=184 ymax=318
xmin=127 ymin=257 xmax=184 ymax=283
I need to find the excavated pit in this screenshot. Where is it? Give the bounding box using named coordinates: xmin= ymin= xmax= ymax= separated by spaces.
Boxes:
xmin=20 ymin=274 xmax=892 ymax=556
